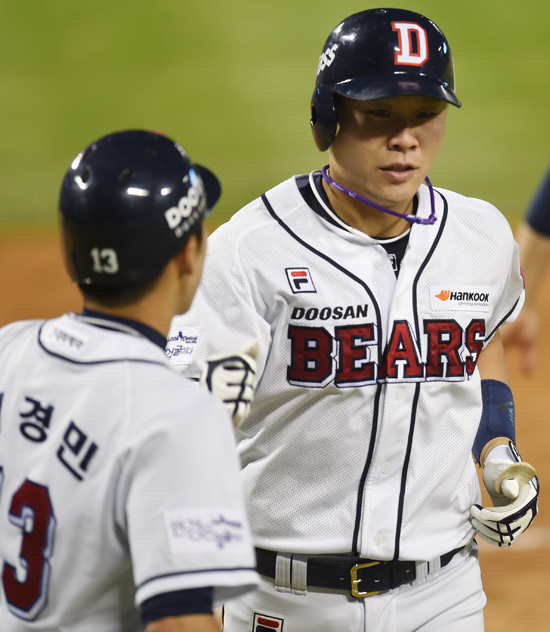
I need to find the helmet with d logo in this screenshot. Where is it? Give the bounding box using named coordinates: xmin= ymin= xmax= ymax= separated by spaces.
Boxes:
xmin=310 ymin=8 xmax=461 ymax=151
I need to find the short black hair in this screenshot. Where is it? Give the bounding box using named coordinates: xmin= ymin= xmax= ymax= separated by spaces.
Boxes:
xmin=77 ymin=221 xmax=204 ymax=308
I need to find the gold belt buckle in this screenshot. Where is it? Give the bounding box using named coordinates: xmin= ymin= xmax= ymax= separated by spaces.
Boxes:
xmin=350 ymin=560 xmax=387 ymax=598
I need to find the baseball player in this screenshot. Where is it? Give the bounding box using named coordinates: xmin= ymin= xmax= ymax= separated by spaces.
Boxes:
xmin=167 ymin=9 xmax=539 ymax=632
xmin=502 ymin=165 xmax=550 ymax=374
xmin=0 ymin=130 xmax=258 ymax=631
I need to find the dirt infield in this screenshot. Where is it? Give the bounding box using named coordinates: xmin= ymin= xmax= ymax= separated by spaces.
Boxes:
xmin=0 ymin=233 xmax=548 ymax=631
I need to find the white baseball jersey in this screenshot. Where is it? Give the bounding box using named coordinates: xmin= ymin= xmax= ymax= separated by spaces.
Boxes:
xmin=167 ymin=173 xmax=524 ymax=563
xmin=0 ymin=312 xmax=258 ymax=631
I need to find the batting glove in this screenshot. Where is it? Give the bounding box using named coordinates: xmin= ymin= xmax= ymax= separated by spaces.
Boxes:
xmin=470 ymin=458 xmax=539 ymax=548
xmin=200 ymin=341 xmax=258 ymax=427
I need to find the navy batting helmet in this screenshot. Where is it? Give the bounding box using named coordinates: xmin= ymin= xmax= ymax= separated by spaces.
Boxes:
xmin=59 ymin=129 xmax=220 ymax=286
xmin=311 ymin=8 xmax=461 ymax=151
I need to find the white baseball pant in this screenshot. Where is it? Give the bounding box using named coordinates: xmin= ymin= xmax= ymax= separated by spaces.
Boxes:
xmin=223 ymin=545 xmax=485 ymax=631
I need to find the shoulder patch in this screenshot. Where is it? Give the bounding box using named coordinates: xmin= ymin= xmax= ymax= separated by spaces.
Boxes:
xmin=165 ymin=326 xmax=202 ymax=365
xmin=164 ymin=507 xmax=249 ymax=555
xmin=42 ymin=320 xmax=89 ymax=354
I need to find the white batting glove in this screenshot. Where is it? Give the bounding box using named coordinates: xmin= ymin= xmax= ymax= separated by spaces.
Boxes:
xmin=470 ymin=459 xmax=539 ymax=548
xmin=200 ymin=342 xmax=258 ymax=427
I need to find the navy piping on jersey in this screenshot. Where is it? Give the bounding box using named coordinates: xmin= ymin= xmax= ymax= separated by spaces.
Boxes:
xmin=36 ymin=312 xmax=171 ymax=368
xmin=136 ymin=566 xmax=257 ymax=591
xmin=297 ymin=174 xmax=412 ymax=276
xmin=263 ymin=181 xmax=458 ymax=561
xmin=81 ymin=308 xmax=167 ymax=349
xmin=298 ymin=172 xmax=418 ymax=227
xmin=261 ymin=186 xmax=383 ymax=556
xmin=486 ymin=301 xmax=523 ymax=342
xmin=263 ymin=181 xmax=521 ymax=559
xmin=352 ymin=388 xmax=384 ymax=554
xmin=410 ymin=190 xmax=448 ymax=343
xmin=391 ymin=189 xmax=448 ymax=560
xmin=296 ymin=173 xmax=341 ymax=227
xmin=393 ymin=384 xmax=422 ymax=560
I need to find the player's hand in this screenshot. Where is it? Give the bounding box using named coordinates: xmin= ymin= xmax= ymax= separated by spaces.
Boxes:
xmin=200 ymin=342 xmax=258 ymax=427
xmin=470 ymin=459 xmax=539 ymax=547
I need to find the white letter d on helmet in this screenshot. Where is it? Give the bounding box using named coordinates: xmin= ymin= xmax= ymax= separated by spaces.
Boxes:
xmin=392 ymin=22 xmax=429 ymax=66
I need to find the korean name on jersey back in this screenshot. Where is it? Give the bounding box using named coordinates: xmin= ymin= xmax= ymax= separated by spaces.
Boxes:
xmin=287 ymin=302 xmax=485 ymax=388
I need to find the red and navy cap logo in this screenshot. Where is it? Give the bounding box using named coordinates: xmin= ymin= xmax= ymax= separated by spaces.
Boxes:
xmin=253 ymin=612 xmax=285 ymax=632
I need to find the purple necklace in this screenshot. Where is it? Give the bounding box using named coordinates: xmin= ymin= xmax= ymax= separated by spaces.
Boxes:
xmin=321 ymin=165 xmax=437 ymax=226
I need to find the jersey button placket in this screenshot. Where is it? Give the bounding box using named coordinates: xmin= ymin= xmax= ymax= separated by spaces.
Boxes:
xmin=358 ymin=382 xmax=414 ymax=558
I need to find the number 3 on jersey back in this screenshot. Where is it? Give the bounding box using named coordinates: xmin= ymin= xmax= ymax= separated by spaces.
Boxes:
xmin=0 ymin=466 xmax=56 ymax=621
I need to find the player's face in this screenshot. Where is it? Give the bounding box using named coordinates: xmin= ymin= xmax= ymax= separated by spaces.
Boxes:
xmin=329 ymin=95 xmax=448 ymax=214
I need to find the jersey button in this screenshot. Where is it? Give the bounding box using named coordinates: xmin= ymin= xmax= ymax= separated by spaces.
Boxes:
xmin=374 ymin=534 xmax=385 ymax=546
xmin=381 ymin=463 xmax=391 ymax=475
xmin=375 ymin=259 xmax=385 ymax=271
xmin=394 ymin=389 xmax=404 ymax=401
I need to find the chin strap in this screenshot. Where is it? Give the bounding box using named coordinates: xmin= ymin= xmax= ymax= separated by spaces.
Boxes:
xmin=321 ymin=165 xmax=437 ymax=226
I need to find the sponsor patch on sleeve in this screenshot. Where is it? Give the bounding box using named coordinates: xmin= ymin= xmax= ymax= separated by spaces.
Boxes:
xmin=43 ymin=321 xmax=89 ymax=354
xmin=165 ymin=327 xmax=202 ymax=366
xmin=430 ymin=286 xmax=491 ymax=313
xmin=164 ymin=507 xmax=249 ymax=556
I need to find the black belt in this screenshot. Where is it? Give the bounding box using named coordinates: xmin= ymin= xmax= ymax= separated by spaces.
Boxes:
xmin=255 ymin=546 xmax=464 ymax=598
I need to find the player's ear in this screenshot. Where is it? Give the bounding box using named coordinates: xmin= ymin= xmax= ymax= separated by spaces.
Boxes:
xmin=173 ymin=230 xmax=204 ymax=279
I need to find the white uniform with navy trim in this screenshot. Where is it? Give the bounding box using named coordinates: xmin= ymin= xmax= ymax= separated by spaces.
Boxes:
xmin=167 ymin=173 xmax=524 ymax=630
xmin=0 ymin=313 xmax=258 ymax=631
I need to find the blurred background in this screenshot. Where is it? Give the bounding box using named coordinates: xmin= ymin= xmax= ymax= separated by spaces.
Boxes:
xmin=0 ymin=0 xmax=548 ymax=234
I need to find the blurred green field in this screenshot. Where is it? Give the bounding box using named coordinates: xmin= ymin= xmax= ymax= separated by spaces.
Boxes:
xmin=0 ymin=1 xmax=548 ymax=233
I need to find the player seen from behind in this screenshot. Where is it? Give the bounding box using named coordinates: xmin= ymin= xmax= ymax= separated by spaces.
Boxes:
xmin=0 ymin=130 xmax=258 ymax=631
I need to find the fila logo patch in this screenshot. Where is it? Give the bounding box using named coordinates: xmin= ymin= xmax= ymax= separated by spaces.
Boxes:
xmin=253 ymin=612 xmax=285 ymax=632
xmin=431 ymin=286 xmax=491 ymax=313
xmin=286 ymin=268 xmax=316 ymax=294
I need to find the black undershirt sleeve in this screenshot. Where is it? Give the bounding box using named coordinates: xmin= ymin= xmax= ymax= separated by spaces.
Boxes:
xmin=140 ymin=587 xmax=213 ymax=626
